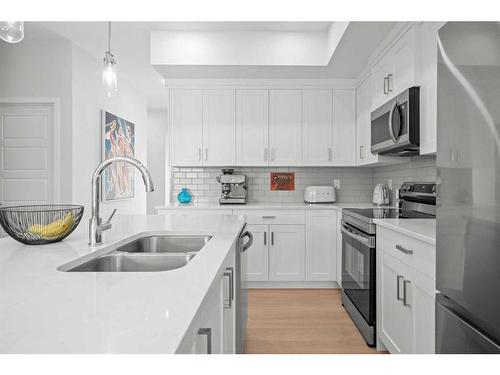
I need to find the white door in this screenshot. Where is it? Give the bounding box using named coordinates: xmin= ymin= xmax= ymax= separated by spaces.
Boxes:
xmin=0 ymin=103 xmax=56 ymax=208
xmin=371 ymin=56 xmax=391 ymax=109
xmin=302 ymin=89 xmax=333 ymax=166
xmin=269 ymin=90 xmax=302 ymax=165
xmin=305 ymin=210 xmax=337 ymax=281
xmin=242 ymin=224 xmax=269 ymax=282
xmin=331 ymin=90 xmax=356 ymax=165
xmin=377 ymin=251 xmax=411 ymax=354
xmin=169 ymin=89 xmax=203 ymax=166
xmin=409 ymin=270 xmax=436 ymax=354
xmin=202 ymin=89 xmax=236 ymax=166
xmin=235 ymin=90 xmax=269 ymax=166
xmin=269 ymin=224 xmax=305 ymax=281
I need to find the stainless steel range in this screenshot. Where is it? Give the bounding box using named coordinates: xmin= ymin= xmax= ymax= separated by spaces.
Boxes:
xmin=340 ymin=182 xmax=436 ymax=347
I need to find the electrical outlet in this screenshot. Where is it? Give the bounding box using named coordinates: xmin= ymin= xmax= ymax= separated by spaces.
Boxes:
xmin=388 ymin=179 xmax=393 ymax=190
xmin=333 ymin=179 xmax=340 ymax=189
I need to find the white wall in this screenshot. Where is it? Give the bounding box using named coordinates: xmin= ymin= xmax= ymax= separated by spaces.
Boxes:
xmin=71 ymin=45 xmax=149 ymax=219
xmin=146 ymin=109 xmax=167 ymax=213
xmin=0 ymin=40 xmax=73 ymax=203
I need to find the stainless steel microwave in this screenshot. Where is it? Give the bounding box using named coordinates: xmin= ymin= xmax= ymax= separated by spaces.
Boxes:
xmin=370 ymin=86 xmax=420 ymax=156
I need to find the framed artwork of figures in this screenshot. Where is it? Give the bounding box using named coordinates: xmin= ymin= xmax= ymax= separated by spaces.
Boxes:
xmin=101 ymin=110 xmax=135 ymax=201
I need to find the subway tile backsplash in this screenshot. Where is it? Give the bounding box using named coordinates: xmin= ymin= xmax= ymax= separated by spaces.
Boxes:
xmin=171 ymin=156 xmax=436 ymax=205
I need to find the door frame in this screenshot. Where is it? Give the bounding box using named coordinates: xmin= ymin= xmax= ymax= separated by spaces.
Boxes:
xmin=0 ymin=97 xmax=61 ymax=203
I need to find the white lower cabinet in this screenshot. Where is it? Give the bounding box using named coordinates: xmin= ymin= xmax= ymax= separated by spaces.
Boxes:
xmin=242 ymin=224 xmax=269 ymax=282
xmin=269 ymin=224 xmax=306 ymax=281
xmin=305 ymin=210 xmax=337 ymax=281
xmin=177 ymin=248 xmax=236 ymax=354
xmin=377 ymin=227 xmax=436 ymax=354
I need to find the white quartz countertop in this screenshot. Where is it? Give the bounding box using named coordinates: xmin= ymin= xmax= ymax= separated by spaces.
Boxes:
xmin=157 ymin=202 xmax=388 ymax=211
xmin=0 ymin=214 xmax=245 ymax=353
xmin=373 ymin=218 xmax=436 ymax=245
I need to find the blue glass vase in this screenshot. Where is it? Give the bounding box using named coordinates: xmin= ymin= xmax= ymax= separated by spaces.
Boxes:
xmin=177 ymin=188 xmax=192 ymax=204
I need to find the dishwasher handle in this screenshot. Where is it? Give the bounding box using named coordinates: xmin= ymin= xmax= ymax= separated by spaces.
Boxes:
xmin=240 ymin=230 xmax=253 ymax=253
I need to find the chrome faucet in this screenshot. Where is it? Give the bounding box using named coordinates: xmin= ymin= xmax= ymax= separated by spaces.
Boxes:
xmin=89 ymin=156 xmax=154 ymax=246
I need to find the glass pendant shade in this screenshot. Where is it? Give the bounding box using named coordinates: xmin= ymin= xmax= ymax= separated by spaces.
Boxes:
xmin=102 ymin=51 xmax=117 ymax=97
xmin=0 ymin=21 xmax=24 ymax=43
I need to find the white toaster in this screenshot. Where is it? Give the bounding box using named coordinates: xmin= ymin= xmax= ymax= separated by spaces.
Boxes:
xmin=304 ymin=186 xmax=336 ymax=203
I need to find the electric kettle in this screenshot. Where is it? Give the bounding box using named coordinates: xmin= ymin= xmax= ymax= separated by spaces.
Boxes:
xmin=372 ymin=184 xmax=390 ymax=206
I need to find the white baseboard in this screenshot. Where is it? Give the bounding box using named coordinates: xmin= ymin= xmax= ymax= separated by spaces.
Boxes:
xmin=246 ymin=281 xmax=340 ymax=289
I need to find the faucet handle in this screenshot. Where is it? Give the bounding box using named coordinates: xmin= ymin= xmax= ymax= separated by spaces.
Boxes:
xmin=101 ymin=209 xmax=117 ymax=230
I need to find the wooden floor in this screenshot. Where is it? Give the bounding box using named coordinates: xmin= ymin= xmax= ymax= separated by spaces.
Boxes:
xmin=244 ymin=289 xmax=382 ymax=354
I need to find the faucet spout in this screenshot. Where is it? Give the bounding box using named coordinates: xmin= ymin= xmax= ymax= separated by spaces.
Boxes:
xmin=89 ymin=156 xmax=155 ymax=246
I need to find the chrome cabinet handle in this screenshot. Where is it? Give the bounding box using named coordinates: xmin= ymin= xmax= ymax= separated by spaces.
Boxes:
xmin=387 ymin=74 xmax=393 ymax=92
xmin=197 ymin=147 xmax=201 ymax=161
xmin=396 ymin=244 xmax=413 ymax=255
xmin=359 ymin=145 xmax=364 ymax=160
xmin=383 ymin=76 xmax=389 ymax=95
xmin=223 ymin=267 xmax=234 ymax=309
xmin=396 ymin=275 xmax=404 ymax=301
xmin=328 ymin=147 xmax=332 ymax=161
xmin=198 ymin=328 xmax=212 ymax=354
xmin=403 ymin=280 xmax=411 ymax=307
xmin=264 ymin=231 xmax=267 ymax=245
xmin=205 ymin=148 xmax=208 ymax=161
xmin=262 ymin=215 xmax=276 ymax=219
xmin=271 ymin=232 xmax=274 ymax=246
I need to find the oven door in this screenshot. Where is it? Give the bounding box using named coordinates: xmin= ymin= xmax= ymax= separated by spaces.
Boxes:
xmin=341 ymin=220 xmax=376 ymax=325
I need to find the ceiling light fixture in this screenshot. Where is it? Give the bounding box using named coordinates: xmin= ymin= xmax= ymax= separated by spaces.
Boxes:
xmin=102 ymin=21 xmax=117 ymax=97
xmin=0 ymin=21 xmax=24 ymax=43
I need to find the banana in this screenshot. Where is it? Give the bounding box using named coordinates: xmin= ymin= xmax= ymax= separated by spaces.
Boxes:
xmin=28 ymin=212 xmax=75 ymax=239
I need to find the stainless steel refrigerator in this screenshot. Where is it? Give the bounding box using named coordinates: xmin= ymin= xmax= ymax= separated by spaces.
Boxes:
xmin=436 ymin=22 xmax=500 ymax=353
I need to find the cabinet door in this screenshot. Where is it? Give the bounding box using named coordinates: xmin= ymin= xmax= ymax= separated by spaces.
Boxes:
xmin=409 ymin=270 xmax=436 ymax=354
xmin=391 ymin=27 xmax=417 ymax=97
xmin=331 ymin=90 xmax=356 ymax=165
xmin=202 ymin=89 xmax=236 ymax=166
xmin=371 ymin=56 xmax=391 ymax=110
xmin=242 ymin=224 xmax=269 ymax=282
xmin=302 ymin=89 xmax=333 ymax=166
xmin=377 ymin=251 xmax=411 ymax=354
xmin=419 ymin=22 xmax=445 ymax=155
xmin=356 ymin=76 xmax=378 ymax=165
xmin=269 ymin=224 xmax=305 ymax=281
xmin=236 ymin=90 xmax=269 ymax=166
xmin=169 ymin=89 xmax=203 ymax=166
xmin=269 ymin=90 xmax=302 ymax=165
xmin=305 ymin=210 xmax=337 ymax=281
xmin=197 ymin=277 xmax=224 ymax=354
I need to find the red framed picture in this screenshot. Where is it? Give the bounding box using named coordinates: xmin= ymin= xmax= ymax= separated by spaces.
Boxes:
xmin=270 ymin=172 xmax=295 ymax=191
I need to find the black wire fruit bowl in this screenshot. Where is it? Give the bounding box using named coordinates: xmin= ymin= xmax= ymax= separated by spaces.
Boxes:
xmin=0 ymin=205 xmax=84 ymax=245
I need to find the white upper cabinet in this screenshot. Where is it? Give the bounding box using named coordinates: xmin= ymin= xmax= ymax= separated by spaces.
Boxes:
xmin=202 ymin=89 xmax=236 ymax=166
xmin=169 ymin=89 xmax=203 ymax=166
xmin=371 ymin=25 xmax=419 ymax=110
xmin=331 ymin=90 xmax=356 ymax=165
xmin=419 ymin=22 xmax=446 ymax=155
xmin=235 ymin=90 xmax=269 ymax=166
xmin=269 ymin=90 xmax=303 ymax=166
xmin=302 ymin=89 xmax=333 ymax=166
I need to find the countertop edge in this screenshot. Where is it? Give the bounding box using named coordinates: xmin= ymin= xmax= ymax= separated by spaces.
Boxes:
xmin=373 ymin=219 xmax=436 ymax=246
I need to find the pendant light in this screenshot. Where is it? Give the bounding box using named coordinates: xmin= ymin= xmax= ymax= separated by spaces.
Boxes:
xmin=102 ymin=21 xmax=117 ymax=97
xmin=0 ymin=21 xmax=24 ymax=43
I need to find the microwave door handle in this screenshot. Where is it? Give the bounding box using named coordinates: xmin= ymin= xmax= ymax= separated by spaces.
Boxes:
xmin=388 ymin=101 xmax=398 ymax=143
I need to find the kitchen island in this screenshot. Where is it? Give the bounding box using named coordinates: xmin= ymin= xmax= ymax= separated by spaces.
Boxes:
xmin=0 ymin=214 xmax=245 ymax=353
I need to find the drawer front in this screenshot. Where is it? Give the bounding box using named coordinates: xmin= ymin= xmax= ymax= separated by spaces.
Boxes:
xmin=233 ymin=210 xmax=305 ymax=225
xmin=377 ymin=227 xmax=435 ymax=280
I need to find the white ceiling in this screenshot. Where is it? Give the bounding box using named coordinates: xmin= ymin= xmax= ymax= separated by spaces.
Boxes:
xmin=28 ymin=21 xmax=396 ymax=108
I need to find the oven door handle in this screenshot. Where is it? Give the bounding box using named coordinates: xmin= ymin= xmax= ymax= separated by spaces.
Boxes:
xmin=341 ymin=221 xmax=375 ymax=248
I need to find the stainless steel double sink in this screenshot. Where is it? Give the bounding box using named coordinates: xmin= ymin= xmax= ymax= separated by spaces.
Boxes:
xmin=59 ymin=235 xmax=212 ymax=272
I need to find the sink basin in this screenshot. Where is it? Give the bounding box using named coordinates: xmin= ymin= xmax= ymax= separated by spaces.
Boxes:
xmin=115 ymin=235 xmax=212 ymax=254
xmin=66 ymin=253 xmax=196 ymax=272
xmin=59 ymin=234 xmax=212 ymax=272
